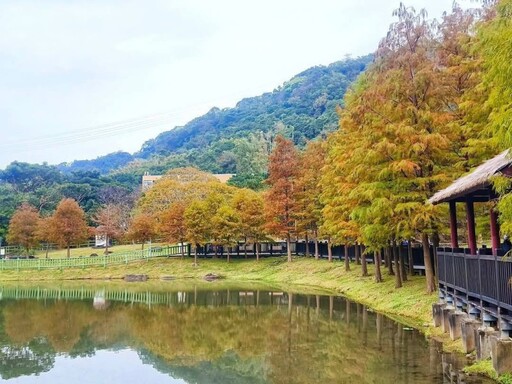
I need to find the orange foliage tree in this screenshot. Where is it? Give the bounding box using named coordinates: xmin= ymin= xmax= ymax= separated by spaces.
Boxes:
xmin=126 ymin=213 xmax=156 ymax=250
xmin=264 ymin=135 xmax=300 ymax=262
xmin=159 ymin=202 xmax=188 ymax=257
xmin=93 ymin=204 xmax=126 ymax=254
xmin=48 ymin=198 xmax=89 ymax=258
xmin=232 ymin=188 xmax=266 ymax=260
xmin=6 ymin=203 xmax=40 ymax=254
xmin=296 ymin=140 xmax=327 ymax=260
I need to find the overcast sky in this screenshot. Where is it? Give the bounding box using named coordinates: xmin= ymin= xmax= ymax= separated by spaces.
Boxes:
xmin=0 ymin=0 xmax=479 ymax=168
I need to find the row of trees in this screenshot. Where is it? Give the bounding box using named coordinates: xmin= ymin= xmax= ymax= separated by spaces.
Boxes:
xmin=317 ymin=2 xmax=512 ymax=293
xmin=7 ymin=199 xmax=88 ymax=258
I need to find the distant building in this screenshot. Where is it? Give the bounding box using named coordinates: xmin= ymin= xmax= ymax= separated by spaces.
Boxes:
xmin=142 ymin=174 xmax=163 ymax=190
xmin=141 ymin=172 xmax=235 ymax=190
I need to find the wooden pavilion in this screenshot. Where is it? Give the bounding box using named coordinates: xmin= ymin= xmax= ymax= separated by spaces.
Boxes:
xmin=429 ymin=149 xmax=512 ymax=329
xmin=429 ymin=150 xmax=512 ymax=256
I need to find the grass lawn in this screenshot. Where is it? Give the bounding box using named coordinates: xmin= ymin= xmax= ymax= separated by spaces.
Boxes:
xmin=33 ymin=242 xmax=161 ymax=259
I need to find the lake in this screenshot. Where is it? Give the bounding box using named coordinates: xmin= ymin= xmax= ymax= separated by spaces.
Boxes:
xmin=0 ymin=283 xmax=493 ymax=384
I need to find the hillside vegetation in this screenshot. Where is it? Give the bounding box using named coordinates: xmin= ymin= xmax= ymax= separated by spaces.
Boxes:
xmin=58 ymin=55 xmax=372 ymax=178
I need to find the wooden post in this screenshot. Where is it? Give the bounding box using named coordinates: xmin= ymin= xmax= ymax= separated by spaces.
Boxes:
xmin=466 ymin=199 xmax=477 ymax=255
xmin=490 ymin=206 xmax=500 ymax=256
xmin=449 ymin=201 xmax=459 ymax=248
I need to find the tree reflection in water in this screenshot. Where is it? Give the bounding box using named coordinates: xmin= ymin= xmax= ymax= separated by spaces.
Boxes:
xmin=0 ymin=286 xmax=494 ymax=383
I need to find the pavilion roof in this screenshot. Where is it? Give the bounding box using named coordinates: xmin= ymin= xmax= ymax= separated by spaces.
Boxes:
xmin=429 ymin=150 xmax=511 ymax=205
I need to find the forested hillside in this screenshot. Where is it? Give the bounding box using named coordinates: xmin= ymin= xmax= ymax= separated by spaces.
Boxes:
xmin=57 ymin=55 xmax=372 ymax=177
xmin=138 ymin=55 xmax=372 ymax=158
xmin=0 ymin=55 xmax=372 ymax=239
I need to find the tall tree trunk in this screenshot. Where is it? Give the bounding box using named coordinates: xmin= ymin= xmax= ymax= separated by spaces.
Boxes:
xmin=67 ymin=245 xmax=70 ymax=258
xmin=355 ymin=243 xmax=361 ymax=265
xmin=105 ymin=235 xmax=109 ymax=255
xmin=432 ymin=232 xmax=440 ymax=287
xmin=361 ymin=244 xmax=368 ymax=277
xmin=399 ymin=241 xmax=407 ymax=282
xmin=375 ymin=250 xmax=383 ymax=283
xmin=286 ymin=233 xmax=292 ymax=262
xmin=305 ymin=232 xmax=310 ymax=257
xmin=227 ymin=247 xmax=231 ymax=263
xmin=408 ymin=239 xmax=414 ymax=276
xmin=194 ymin=245 xmax=198 ymax=266
xmin=421 ymin=233 xmax=436 ymax=294
xmin=344 ymin=244 xmax=350 ymax=271
xmin=45 ymin=243 xmax=50 ymax=259
xmin=256 ymin=242 xmax=260 ymax=261
xmin=392 ymin=241 xmax=402 ymax=288
xmin=244 ymin=237 xmax=248 ymax=259
xmin=314 ymin=231 xmax=319 ymax=260
xmin=181 ymin=241 xmax=185 ymax=259
xmin=327 ymin=239 xmax=332 ymax=262
xmin=386 ymin=246 xmax=394 ymax=275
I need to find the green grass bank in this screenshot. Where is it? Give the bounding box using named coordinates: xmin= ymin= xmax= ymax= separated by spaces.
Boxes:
xmin=0 ymin=256 xmax=436 ymax=329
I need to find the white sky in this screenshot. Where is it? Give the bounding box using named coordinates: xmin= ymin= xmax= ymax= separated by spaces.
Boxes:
xmin=0 ymin=0 xmax=479 ymax=168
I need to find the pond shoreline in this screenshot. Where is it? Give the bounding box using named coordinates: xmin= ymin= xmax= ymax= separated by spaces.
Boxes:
xmin=0 ymin=256 xmax=499 ymax=381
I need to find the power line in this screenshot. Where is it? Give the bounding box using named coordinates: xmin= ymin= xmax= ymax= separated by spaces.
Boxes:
xmin=0 ymin=111 xmax=181 ymax=153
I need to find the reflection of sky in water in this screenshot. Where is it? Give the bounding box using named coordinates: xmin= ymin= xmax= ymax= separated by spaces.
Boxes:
xmin=3 ymin=349 xmax=186 ymax=384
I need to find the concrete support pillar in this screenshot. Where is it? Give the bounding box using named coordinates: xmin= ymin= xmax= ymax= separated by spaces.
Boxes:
xmin=432 ymin=303 xmax=447 ymax=327
xmin=476 ymin=327 xmax=499 ymax=360
xmin=491 ymin=337 xmax=512 ymax=375
xmin=466 ymin=199 xmax=477 ymax=255
xmin=442 ymin=307 xmax=455 ymax=334
xmin=461 ymin=318 xmax=480 ymax=353
xmin=490 ymin=207 xmax=500 ymax=256
xmin=449 ymin=201 xmax=459 ymax=248
xmin=499 ymin=319 xmax=512 ymax=339
xmin=449 ymin=311 xmax=466 ymax=340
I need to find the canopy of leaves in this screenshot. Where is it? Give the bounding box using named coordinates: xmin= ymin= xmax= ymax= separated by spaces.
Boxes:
xmin=48 ymin=198 xmax=89 ymax=254
xmin=6 ymin=203 xmax=40 ymax=253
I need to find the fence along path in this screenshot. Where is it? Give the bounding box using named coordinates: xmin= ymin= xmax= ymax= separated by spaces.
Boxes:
xmin=0 ymin=244 xmax=186 ymax=271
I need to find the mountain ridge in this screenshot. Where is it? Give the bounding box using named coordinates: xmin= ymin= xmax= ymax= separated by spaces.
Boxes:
xmin=56 ymin=54 xmax=372 ymax=176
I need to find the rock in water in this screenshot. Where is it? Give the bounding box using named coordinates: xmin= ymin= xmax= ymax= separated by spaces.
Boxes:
xmin=203 ymin=273 xmax=221 ymax=281
xmin=124 ymin=274 xmax=148 ymax=282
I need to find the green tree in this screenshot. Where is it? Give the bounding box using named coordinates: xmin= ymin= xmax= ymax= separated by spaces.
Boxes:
xmin=476 ymin=0 xmax=512 ymax=234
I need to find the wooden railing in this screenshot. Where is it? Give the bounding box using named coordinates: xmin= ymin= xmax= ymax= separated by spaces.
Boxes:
xmin=0 ymin=244 xmax=187 ymax=271
xmin=437 ymin=247 xmax=512 ymax=313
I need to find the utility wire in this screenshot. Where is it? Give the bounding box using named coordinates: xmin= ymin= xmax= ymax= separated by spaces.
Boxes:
xmin=0 ymin=111 xmax=179 ymax=149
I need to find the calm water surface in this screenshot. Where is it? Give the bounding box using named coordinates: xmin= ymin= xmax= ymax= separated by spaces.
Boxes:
xmin=0 ymin=284 xmax=493 ymax=384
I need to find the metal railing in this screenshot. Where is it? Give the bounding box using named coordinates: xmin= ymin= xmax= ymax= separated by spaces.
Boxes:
xmin=437 ymin=247 xmax=512 ymax=313
xmin=0 ymin=244 xmax=187 ymax=271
